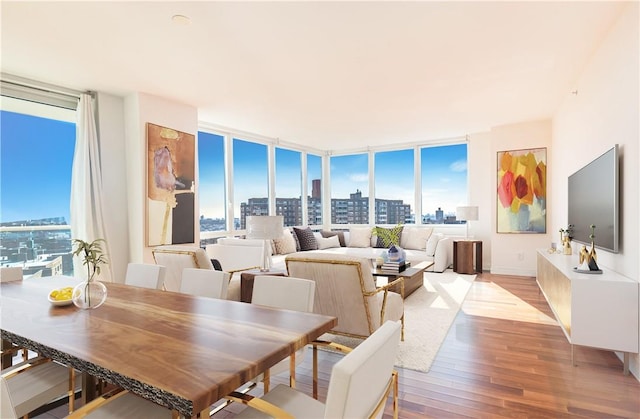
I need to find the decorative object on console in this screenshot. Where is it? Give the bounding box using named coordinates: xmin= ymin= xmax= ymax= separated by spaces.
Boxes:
xmin=146 ymin=123 xmax=195 ymax=246
xmin=246 ymin=216 xmax=284 ymax=271
xmin=71 ymin=238 xmax=108 ymax=309
xmin=456 ymin=206 xmax=478 ymax=238
xmin=560 ymin=225 xmax=573 ymax=255
xmin=497 ymin=147 xmax=546 ymax=234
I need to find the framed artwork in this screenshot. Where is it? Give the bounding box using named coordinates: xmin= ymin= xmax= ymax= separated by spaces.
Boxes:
xmin=146 ymin=123 xmax=195 ymax=246
xmin=497 ymin=147 xmax=546 ymax=233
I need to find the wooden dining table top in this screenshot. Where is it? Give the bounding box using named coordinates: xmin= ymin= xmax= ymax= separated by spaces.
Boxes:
xmin=0 ymin=276 xmax=337 ymax=417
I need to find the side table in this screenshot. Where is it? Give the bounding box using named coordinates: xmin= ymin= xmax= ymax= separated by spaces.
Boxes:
xmin=453 ymin=240 xmax=483 ymax=274
xmin=240 ymin=269 xmax=287 ymax=303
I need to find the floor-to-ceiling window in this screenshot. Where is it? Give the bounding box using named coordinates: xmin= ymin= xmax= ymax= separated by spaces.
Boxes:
xmin=0 ymin=97 xmax=76 ymax=277
xmin=233 ymin=138 xmax=268 ymax=229
xmin=275 ymin=147 xmax=302 ymax=227
xmin=421 ymin=143 xmax=468 ymax=223
xmin=307 ymin=153 xmax=322 ymax=226
xmin=330 ymin=153 xmax=369 ymax=225
xmin=198 ymin=131 xmax=226 ymax=243
xmin=374 ymin=149 xmax=415 ymax=225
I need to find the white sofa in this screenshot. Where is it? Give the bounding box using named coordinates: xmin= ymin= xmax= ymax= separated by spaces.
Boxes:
xmin=269 ymin=226 xmax=458 ymax=273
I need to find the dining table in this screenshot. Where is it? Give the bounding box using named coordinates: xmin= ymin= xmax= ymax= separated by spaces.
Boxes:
xmin=0 ymin=275 xmax=337 ymax=418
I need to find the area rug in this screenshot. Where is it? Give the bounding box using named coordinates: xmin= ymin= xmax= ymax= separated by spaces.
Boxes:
xmin=319 ymin=269 xmax=476 ymax=372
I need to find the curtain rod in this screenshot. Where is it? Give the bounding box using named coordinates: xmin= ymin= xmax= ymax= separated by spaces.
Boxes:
xmin=1 ymin=73 xmax=93 ymax=99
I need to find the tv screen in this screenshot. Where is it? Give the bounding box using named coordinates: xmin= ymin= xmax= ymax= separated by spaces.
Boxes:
xmin=568 ymin=144 xmax=619 ymax=253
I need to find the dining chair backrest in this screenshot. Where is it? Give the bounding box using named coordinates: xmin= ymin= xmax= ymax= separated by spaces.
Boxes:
xmin=252 ymin=275 xmax=315 ymax=312
xmin=124 ymin=263 xmax=166 ymax=290
xmin=180 ymin=268 xmax=230 ymax=299
xmin=0 ymin=267 xmax=23 ymax=283
xmin=205 ymin=243 xmax=264 ymax=272
xmin=324 ymin=320 xmax=401 ymax=418
xmin=152 ymin=246 xmax=214 ymax=292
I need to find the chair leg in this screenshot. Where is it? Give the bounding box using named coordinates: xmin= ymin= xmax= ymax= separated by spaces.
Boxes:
xmin=392 ymin=370 xmax=399 ymax=419
xmin=68 ymin=368 xmax=76 ymax=413
xmin=313 ymin=345 xmax=318 ymax=399
xmin=289 ymin=352 xmax=296 ymax=388
xmin=263 ymin=369 xmax=270 ymax=394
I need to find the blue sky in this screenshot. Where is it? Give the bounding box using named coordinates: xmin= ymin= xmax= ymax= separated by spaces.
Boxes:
xmin=1 ymin=111 xmax=75 ymax=223
xmin=0 ymin=111 xmax=467 ymax=224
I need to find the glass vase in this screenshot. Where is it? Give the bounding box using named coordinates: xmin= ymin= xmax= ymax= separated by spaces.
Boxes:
xmin=72 ymin=280 xmax=107 ymax=309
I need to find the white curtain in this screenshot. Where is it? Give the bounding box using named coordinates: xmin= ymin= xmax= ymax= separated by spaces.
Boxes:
xmin=70 ymin=93 xmax=113 ymax=282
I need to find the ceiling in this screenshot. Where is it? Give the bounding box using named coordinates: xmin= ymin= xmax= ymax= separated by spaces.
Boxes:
xmin=0 ymin=1 xmax=627 ymax=151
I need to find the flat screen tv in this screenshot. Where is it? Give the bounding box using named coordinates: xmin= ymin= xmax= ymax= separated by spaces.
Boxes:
xmin=568 ymin=144 xmax=619 ymax=253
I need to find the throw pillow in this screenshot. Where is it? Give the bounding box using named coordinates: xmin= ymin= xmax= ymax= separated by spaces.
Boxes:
xmin=401 ymin=226 xmax=433 ymax=250
xmin=272 ymin=229 xmax=297 ymax=255
xmin=348 ymin=227 xmax=371 ymax=248
xmin=320 ymin=230 xmax=346 ymax=247
xmin=317 ymin=235 xmax=340 ymax=250
xmin=372 ymin=225 xmax=404 ymax=248
xmin=293 ymin=227 xmax=319 ymax=251
xmin=425 ymin=233 xmax=443 ymax=257
xmin=291 ymin=228 xmax=301 ymax=251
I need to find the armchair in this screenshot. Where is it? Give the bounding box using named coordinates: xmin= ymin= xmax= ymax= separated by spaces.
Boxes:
xmin=151 ymin=245 xmax=214 ymax=292
xmin=285 ymin=253 xmax=404 ymax=341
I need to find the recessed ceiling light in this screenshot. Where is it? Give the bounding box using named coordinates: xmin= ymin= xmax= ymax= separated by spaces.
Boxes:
xmin=171 ymin=14 xmax=191 ymax=25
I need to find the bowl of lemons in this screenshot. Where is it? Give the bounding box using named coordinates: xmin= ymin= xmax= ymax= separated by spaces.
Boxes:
xmin=48 ymin=286 xmax=74 ymax=306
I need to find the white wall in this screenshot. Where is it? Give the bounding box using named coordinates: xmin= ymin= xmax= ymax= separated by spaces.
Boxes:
xmin=123 ymin=93 xmax=198 ymax=265
xmin=552 ymin=2 xmax=639 ymax=378
xmin=467 ymin=131 xmax=493 ymax=271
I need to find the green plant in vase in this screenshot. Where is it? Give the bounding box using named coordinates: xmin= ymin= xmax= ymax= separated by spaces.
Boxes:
xmin=72 ymin=238 xmax=108 ymax=309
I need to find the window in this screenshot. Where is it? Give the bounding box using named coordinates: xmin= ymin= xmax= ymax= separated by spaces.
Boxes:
xmin=0 ymin=98 xmax=76 ymax=277
xmin=234 ymin=139 xmax=268 ymax=229
xmin=421 ymin=143 xmax=468 ymax=224
xmin=374 ymin=149 xmax=414 ymax=224
xmin=198 ymin=131 xmax=226 ymax=242
xmin=330 ymin=154 xmax=369 ymax=224
xmin=307 ymin=153 xmax=322 ymax=226
xmin=275 ymin=147 xmax=302 ymax=227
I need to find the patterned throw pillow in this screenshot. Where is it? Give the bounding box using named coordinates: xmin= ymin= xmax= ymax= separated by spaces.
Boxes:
xmin=293 ymin=227 xmax=319 ymax=251
xmin=272 ymin=229 xmax=297 ymax=255
xmin=372 ymin=225 xmax=404 ymax=248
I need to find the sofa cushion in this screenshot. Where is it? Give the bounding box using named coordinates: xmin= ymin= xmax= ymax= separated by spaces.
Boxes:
xmin=401 ymin=226 xmax=433 ymax=250
xmin=372 ymin=225 xmax=403 ymax=248
xmin=293 ymin=227 xmax=319 ymax=251
xmin=273 ymin=229 xmax=297 ymax=255
xmin=321 ymin=230 xmax=346 ymax=247
xmin=425 ymin=233 xmax=443 ymax=257
xmin=348 ymin=227 xmax=371 ymax=248
xmin=317 ymin=235 xmax=341 ymax=250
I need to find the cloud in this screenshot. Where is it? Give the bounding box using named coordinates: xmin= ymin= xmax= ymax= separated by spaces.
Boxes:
xmin=450 ymin=159 xmax=467 ymax=172
xmin=349 ymin=173 xmax=369 ymax=182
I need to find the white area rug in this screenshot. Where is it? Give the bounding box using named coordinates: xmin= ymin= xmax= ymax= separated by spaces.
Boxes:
xmin=320 ymin=270 xmax=476 ymax=372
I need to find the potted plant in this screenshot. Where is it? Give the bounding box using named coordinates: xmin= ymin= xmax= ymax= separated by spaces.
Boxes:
xmin=72 ymin=238 xmax=108 ymax=309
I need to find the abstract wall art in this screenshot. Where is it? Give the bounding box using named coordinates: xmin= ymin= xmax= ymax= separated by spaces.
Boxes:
xmin=146 ymin=123 xmax=195 ymax=246
xmin=497 ymin=147 xmax=546 ymax=234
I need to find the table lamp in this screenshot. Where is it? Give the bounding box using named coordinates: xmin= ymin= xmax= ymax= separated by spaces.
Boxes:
xmin=246 ymin=215 xmax=284 ymax=271
xmin=456 ymin=206 xmax=479 ymax=239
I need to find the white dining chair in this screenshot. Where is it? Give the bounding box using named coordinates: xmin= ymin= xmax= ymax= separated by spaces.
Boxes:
xmin=1 ymin=357 xmax=77 ymax=418
xmin=0 ymin=267 xmax=23 ymax=282
xmin=124 ymin=263 xmax=166 ymax=290
xmin=230 ymin=320 xmax=401 ymax=419
xmin=250 ymin=275 xmax=316 ymax=391
xmin=65 ymin=388 xmax=175 ymax=419
xmin=180 ymin=268 xmax=230 ymax=299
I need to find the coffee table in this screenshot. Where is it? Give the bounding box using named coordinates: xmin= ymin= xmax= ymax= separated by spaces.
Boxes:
xmin=372 ymin=260 xmax=434 ymax=298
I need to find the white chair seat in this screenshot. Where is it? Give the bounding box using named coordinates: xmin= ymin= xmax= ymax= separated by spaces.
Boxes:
xmin=1 ymin=358 xmax=74 ymax=419
xmin=73 ymin=390 xmax=173 ymax=418
xmin=235 ymin=383 xmax=325 ymax=418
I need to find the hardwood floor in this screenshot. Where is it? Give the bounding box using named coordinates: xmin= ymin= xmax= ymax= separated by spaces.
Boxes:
xmin=259 ymin=272 xmax=640 ymax=418
xmin=36 ymin=272 xmax=640 ymax=418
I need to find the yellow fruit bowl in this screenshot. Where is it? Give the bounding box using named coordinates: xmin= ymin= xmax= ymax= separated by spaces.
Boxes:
xmin=48 ymin=287 xmax=74 ymax=307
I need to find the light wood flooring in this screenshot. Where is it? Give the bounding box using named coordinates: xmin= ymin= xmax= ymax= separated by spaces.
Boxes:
xmin=36 ymin=272 xmax=640 ymax=418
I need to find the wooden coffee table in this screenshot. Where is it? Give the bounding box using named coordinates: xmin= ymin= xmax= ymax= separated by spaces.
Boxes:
xmin=372 ymin=260 xmax=433 ymax=298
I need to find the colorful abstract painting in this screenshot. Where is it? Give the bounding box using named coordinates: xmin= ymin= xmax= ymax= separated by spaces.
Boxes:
xmin=146 ymin=123 xmax=195 ymax=246
xmin=497 ymin=148 xmax=546 ymax=233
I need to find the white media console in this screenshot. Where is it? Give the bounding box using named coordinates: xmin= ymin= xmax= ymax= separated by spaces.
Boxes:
xmin=536 ymin=250 xmax=638 ymax=374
